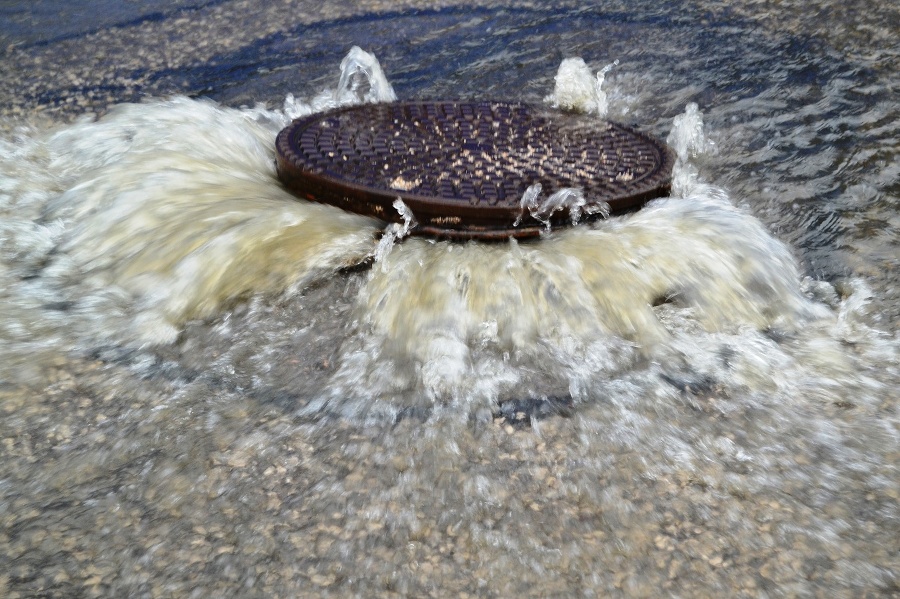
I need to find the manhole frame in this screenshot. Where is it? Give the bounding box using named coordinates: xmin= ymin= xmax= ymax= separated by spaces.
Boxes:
xmin=276 ymin=100 xmax=675 ymax=240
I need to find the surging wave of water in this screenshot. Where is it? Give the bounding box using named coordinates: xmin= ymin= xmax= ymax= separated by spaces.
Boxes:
xmin=1 ymin=48 xmax=893 ymax=431
xmin=2 ymin=98 xmax=376 ymax=348
xmin=301 ymin=99 xmax=853 ymax=421
xmin=308 ymin=189 xmax=831 ymax=421
xmin=0 ymin=47 xmax=399 ymax=374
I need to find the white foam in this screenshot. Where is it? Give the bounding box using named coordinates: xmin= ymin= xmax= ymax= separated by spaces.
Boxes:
xmin=545 ymin=57 xmax=618 ymax=116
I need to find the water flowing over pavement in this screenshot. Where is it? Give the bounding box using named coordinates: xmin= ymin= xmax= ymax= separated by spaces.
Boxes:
xmin=1 ymin=1 xmax=898 ymax=596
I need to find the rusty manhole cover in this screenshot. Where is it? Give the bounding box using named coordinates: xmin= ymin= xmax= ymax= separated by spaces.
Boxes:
xmin=276 ymin=101 xmax=674 ymax=240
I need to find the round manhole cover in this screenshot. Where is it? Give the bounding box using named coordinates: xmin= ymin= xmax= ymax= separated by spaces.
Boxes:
xmin=276 ymin=101 xmax=675 ymax=240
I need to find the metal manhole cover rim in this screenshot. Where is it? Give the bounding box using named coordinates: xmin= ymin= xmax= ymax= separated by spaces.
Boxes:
xmin=275 ymin=100 xmax=675 ymax=237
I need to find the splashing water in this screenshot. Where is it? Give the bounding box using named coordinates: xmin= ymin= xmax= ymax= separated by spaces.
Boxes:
xmin=515 ymin=184 xmax=610 ymax=229
xmin=280 ymin=46 xmax=397 ymax=120
xmin=335 ymin=45 xmax=398 ymax=106
xmin=311 ymin=189 xmax=828 ymax=421
xmin=0 ymin=48 xmax=401 ymax=355
xmin=373 ymin=198 xmax=417 ymax=272
xmin=545 ymin=57 xmax=619 ymax=116
xmin=667 ymin=102 xmax=717 ymax=197
xmin=0 ymin=49 xmax=859 ymax=406
xmin=1 ymin=36 xmax=898 ymax=597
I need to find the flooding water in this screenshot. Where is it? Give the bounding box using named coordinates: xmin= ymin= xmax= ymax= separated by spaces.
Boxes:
xmin=1 ymin=2 xmax=898 ymax=597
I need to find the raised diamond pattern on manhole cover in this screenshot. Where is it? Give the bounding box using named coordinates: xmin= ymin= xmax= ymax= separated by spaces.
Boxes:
xmin=276 ymin=101 xmax=675 ymax=240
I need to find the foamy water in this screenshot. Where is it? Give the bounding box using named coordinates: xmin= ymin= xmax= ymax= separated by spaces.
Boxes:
xmin=1 ymin=55 xmax=855 ymax=407
xmin=1 ymin=35 xmax=898 ymax=596
xmin=2 ymin=45 xmax=895 ymax=443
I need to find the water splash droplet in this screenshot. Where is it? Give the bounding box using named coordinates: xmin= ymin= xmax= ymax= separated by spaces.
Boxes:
xmin=545 ymin=57 xmax=618 ymax=116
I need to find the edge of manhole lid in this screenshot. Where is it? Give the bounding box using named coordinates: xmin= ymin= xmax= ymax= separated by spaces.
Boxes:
xmin=275 ymin=100 xmax=675 ymax=240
